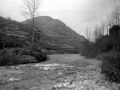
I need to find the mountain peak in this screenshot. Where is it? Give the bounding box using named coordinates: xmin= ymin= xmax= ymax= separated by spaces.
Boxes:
xmin=35 ymin=16 xmax=53 ymax=21
xmin=22 ymin=16 xmax=85 ymax=48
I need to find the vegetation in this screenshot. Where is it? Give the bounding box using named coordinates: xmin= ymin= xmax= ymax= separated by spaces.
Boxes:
xmin=81 ymin=5 xmax=120 ymax=83
xmin=100 ymin=51 xmax=120 ymax=82
xmin=23 ymin=16 xmax=85 ymax=51
xmin=0 ymin=16 xmax=47 ymax=66
xmin=0 ymin=53 xmax=20 ymax=66
xmin=0 ymin=15 xmax=80 ymax=66
xmin=0 ymin=47 xmax=47 ymax=66
xmin=81 ymin=28 xmax=120 ymax=83
xmin=22 ymin=0 xmax=40 ymax=43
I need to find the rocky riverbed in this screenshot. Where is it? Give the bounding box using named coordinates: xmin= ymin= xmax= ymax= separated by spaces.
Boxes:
xmin=0 ymin=54 xmax=119 ymax=90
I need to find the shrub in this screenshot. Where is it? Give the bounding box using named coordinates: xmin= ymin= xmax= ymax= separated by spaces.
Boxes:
xmin=101 ymin=51 xmax=120 ymax=83
xmin=80 ymin=35 xmax=114 ymax=58
xmin=20 ymin=49 xmax=47 ymax=62
xmin=0 ymin=53 xmax=20 ymax=66
xmin=0 ymin=53 xmax=39 ymax=66
xmin=0 ymin=47 xmax=47 ymax=66
xmin=23 ymin=43 xmax=47 ymax=62
xmin=24 ymin=43 xmax=42 ymax=53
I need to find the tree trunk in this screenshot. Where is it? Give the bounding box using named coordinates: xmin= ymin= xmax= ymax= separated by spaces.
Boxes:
xmin=3 ymin=43 xmax=5 ymax=49
xmin=32 ymin=27 xmax=35 ymax=43
xmin=31 ymin=17 xmax=35 ymax=43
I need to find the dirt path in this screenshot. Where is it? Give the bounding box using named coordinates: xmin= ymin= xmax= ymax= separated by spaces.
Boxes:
xmin=0 ymin=54 xmax=119 ymax=90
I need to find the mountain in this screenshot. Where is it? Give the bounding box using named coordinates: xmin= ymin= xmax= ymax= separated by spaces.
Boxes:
xmin=23 ymin=16 xmax=85 ymax=40
xmin=22 ymin=16 xmax=85 ymax=50
xmin=0 ymin=16 xmax=85 ymax=53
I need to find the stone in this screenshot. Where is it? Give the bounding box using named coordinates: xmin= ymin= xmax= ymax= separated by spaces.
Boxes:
xmin=9 ymin=77 xmax=20 ymax=81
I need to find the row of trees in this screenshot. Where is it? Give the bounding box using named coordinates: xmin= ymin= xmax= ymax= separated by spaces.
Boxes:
xmin=85 ymin=5 xmax=120 ymax=42
xmin=81 ymin=5 xmax=120 ymax=57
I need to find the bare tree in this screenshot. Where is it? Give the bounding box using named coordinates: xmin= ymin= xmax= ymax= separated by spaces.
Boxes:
xmin=22 ymin=0 xmax=40 ymax=43
xmin=85 ymin=27 xmax=92 ymax=41
xmin=93 ymin=25 xmax=103 ymax=41
xmin=111 ymin=6 xmax=120 ymax=25
xmin=103 ymin=16 xmax=114 ymax=35
xmin=102 ymin=6 xmax=120 ymax=35
xmin=100 ymin=21 xmax=106 ymax=35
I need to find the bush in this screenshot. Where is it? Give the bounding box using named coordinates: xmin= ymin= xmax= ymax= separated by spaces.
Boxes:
xmin=23 ymin=43 xmax=47 ymax=62
xmin=96 ymin=51 xmax=118 ymax=60
xmin=101 ymin=51 xmax=120 ymax=83
xmin=0 ymin=47 xmax=47 ymax=66
xmin=0 ymin=32 xmax=25 ymax=49
xmin=20 ymin=46 xmax=47 ymax=61
xmin=24 ymin=43 xmax=42 ymax=53
xmin=0 ymin=53 xmax=20 ymax=66
xmin=0 ymin=53 xmax=38 ymax=66
xmin=80 ymin=35 xmax=114 ymax=58
xmin=20 ymin=49 xmax=47 ymax=62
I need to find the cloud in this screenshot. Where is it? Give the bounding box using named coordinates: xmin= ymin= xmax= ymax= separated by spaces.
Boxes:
xmin=108 ymin=0 xmax=120 ymax=5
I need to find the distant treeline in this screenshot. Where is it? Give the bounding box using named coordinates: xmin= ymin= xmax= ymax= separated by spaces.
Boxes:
xmin=81 ymin=25 xmax=120 ymax=58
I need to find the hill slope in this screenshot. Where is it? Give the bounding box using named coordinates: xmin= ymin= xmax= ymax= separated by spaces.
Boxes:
xmin=22 ymin=16 xmax=85 ymax=50
xmin=0 ymin=16 xmax=85 ymax=53
xmin=23 ymin=16 xmax=85 ymax=40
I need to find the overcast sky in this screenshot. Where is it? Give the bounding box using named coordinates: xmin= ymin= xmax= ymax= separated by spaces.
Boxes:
xmin=0 ymin=0 xmax=120 ymax=36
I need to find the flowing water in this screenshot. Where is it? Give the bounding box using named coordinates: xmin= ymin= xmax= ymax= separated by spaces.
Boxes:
xmin=0 ymin=54 xmax=119 ymax=90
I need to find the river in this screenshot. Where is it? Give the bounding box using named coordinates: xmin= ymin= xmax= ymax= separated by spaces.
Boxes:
xmin=0 ymin=54 xmax=119 ymax=90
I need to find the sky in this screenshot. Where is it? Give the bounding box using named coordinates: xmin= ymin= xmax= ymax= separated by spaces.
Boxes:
xmin=0 ymin=0 xmax=120 ymax=36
